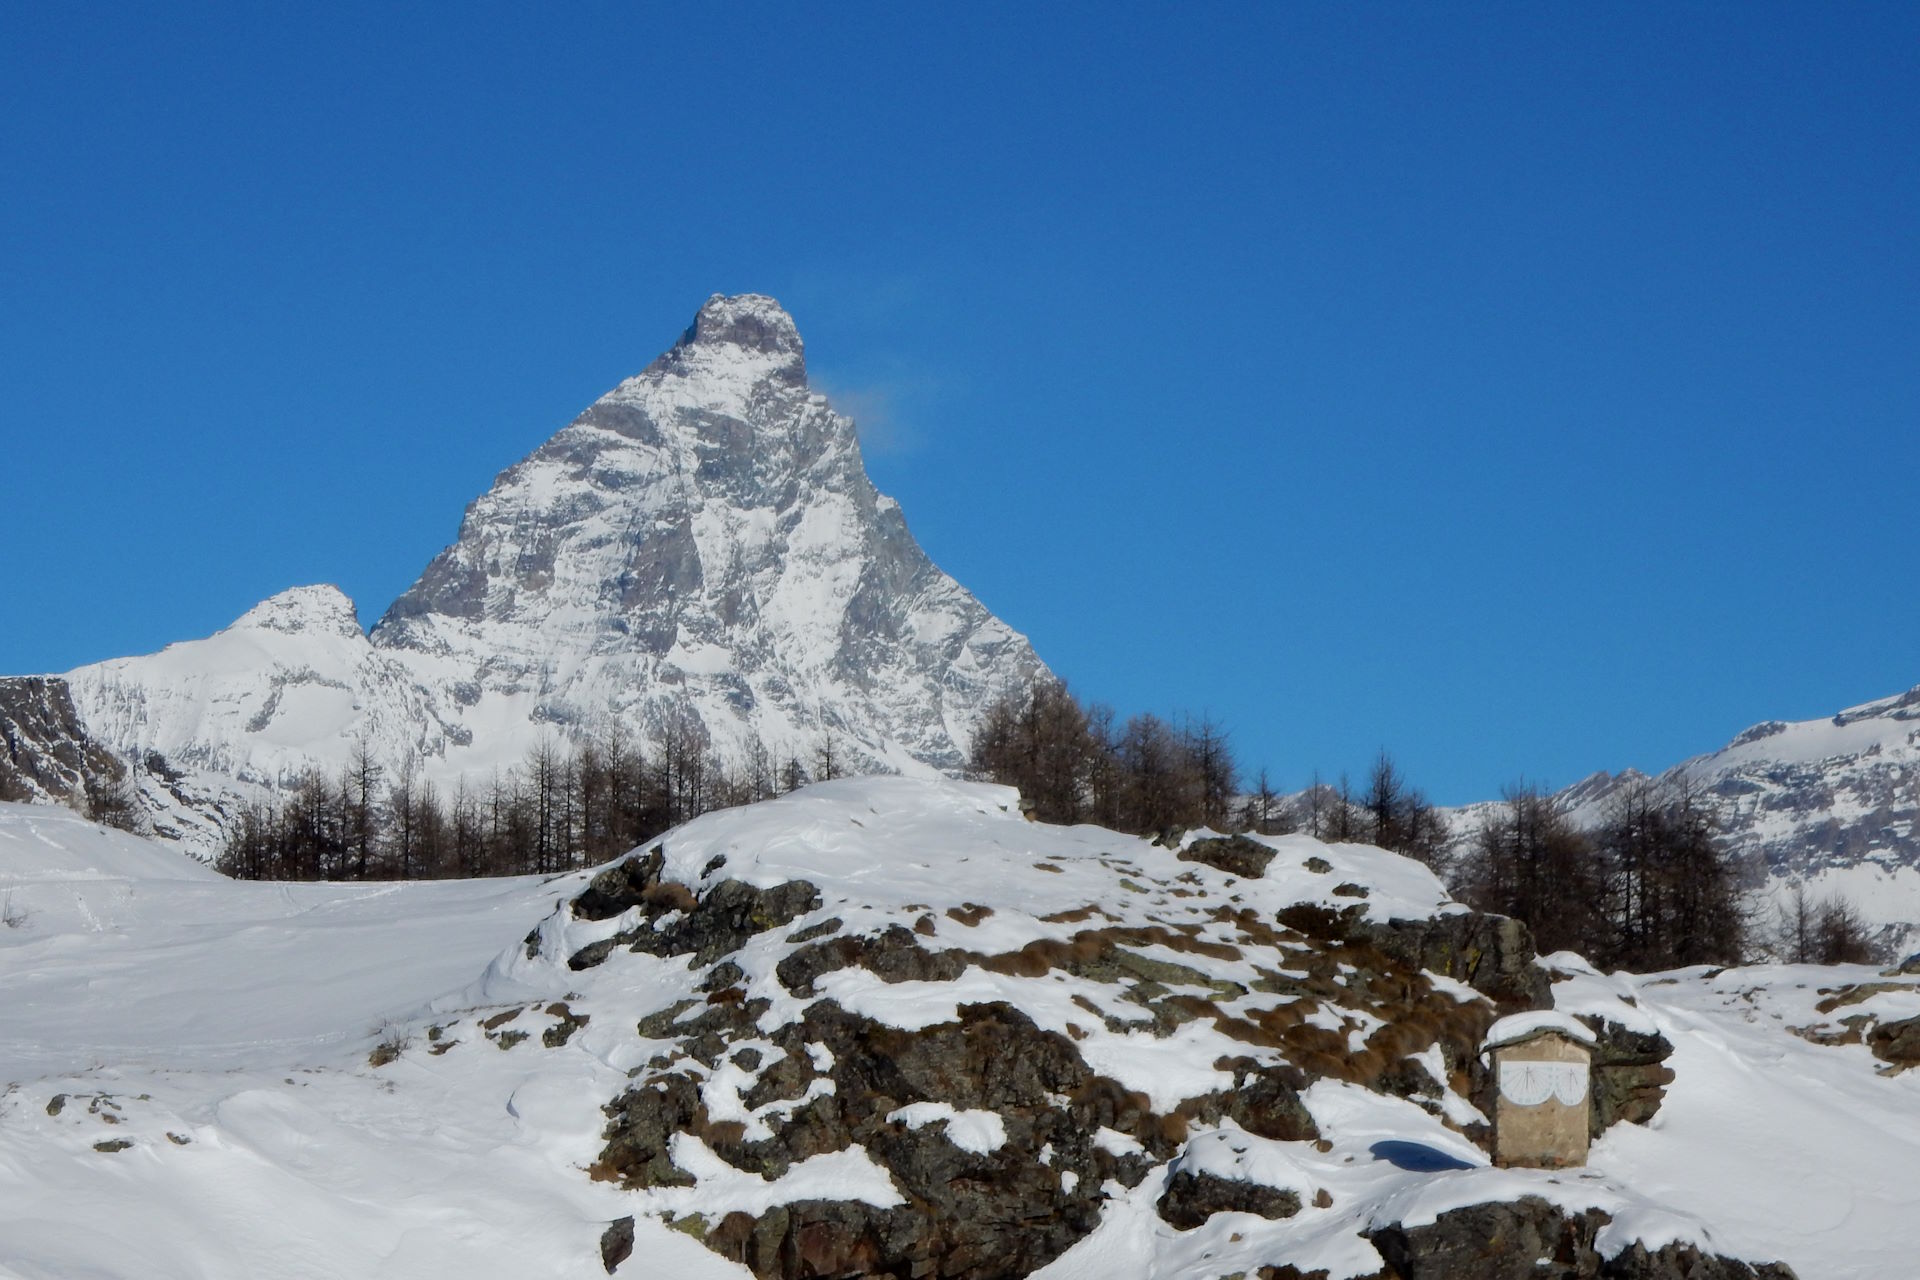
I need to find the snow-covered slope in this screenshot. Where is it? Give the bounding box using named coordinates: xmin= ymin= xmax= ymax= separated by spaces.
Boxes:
xmin=65 ymin=586 xmax=464 ymax=848
xmin=60 ymin=295 xmax=1045 ymax=853
xmin=10 ymin=779 xmax=1896 ymax=1278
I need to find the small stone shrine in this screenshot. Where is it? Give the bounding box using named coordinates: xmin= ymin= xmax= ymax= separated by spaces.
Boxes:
xmin=1482 ymin=1011 xmax=1596 ymax=1169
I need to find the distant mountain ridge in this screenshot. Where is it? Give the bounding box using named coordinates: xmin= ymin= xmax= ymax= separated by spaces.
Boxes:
xmin=57 ymin=294 xmax=1046 ymax=853
xmin=1442 ymin=682 xmax=1920 ymax=947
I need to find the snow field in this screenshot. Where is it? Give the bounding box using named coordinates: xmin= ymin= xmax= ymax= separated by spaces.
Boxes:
xmin=6 ymin=780 xmax=1920 ymax=1276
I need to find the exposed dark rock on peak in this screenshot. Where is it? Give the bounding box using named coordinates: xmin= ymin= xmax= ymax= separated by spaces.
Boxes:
xmin=673 ymin=292 xmax=805 ymax=362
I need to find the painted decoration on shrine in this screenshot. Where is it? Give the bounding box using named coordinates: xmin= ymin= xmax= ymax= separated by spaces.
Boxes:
xmin=1498 ymin=1059 xmax=1588 ymax=1108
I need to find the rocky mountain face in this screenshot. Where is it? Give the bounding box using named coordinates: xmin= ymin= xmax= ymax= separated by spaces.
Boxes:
xmin=371 ymin=292 xmax=1036 ymax=777
xmin=1649 ymin=684 xmax=1920 ymax=879
xmin=58 ymin=295 xmax=1045 ymax=853
xmin=0 ymin=677 xmax=126 ymax=813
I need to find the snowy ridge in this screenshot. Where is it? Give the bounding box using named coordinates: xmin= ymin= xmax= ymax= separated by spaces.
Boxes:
xmin=61 ymin=295 xmax=1045 ymax=854
xmin=0 ymin=779 xmax=1864 ymax=1277
xmin=1437 ymin=682 xmax=1920 ymax=949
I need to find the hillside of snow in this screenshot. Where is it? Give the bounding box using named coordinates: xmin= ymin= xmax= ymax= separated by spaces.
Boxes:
xmin=10 ymin=779 xmax=1918 ymax=1277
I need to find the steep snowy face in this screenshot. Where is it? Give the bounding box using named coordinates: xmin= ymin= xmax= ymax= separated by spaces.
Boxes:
xmin=70 ymin=585 xmax=458 ymax=787
xmin=372 ymin=293 xmax=1043 ymax=774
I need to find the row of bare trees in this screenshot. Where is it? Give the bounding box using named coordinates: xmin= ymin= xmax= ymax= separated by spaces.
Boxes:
xmin=969 ymin=680 xmax=1447 ymax=867
xmin=212 ymin=676 xmax=1883 ymax=970
xmin=1774 ymin=881 xmax=1879 ymax=965
xmin=973 ymin=681 xmax=1806 ymax=970
xmin=969 ymin=679 xmax=1240 ymax=835
xmin=1450 ymin=782 xmax=1888 ymax=968
xmin=218 ymin=720 xmax=823 ymax=882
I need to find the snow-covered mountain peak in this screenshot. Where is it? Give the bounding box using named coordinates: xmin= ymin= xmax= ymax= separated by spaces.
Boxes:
xmin=63 ymin=293 xmax=1045 ymax=852
xmin=361 ymin=291 xmax=1042 ymax=781
xmin=226 ymin=584 xmax=363 ymax=640
xmin=639 ymin=291 xmax=808 ymax=394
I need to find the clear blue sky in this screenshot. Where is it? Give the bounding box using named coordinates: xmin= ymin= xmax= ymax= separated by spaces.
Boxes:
xmin=3 ymin=4 xmax=1916 ymax=804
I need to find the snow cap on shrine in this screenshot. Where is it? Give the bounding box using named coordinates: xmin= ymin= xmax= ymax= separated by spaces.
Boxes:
xmin=1481 ymin=1010 xmax=1597 ymax=1061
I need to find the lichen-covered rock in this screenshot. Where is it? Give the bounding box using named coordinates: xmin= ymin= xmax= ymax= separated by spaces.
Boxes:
xmin=1182 ymin=1061 xmax=1318 ymax=1142
xmin=775 ymin=924 xmax=969 ymax=996
xmin=568 ymin=850 xmax=820 ymax=971
xmin=1370 ymin=912 xmax=1552 ymax=1013
xmin=1602 ymin=1239 xmax=1799 ymax=1280
xmin=1179 ymin=835 xmax=1276 ymax=879
xmin=596 ymin=998 xmax=1177 ymax=1278
xmin=572 ymin=848 xmax=668 ymax=921
xmin=1359 ymin=1205 xmax=1789 ymax=1280
xmin=1365 ymin=1197 xmax=1797 ymax=1279
xmin=595 ymin=1074 xmax=702 ymax=1188
xmin=1157 ymin=1168 xmax=1301 ymax=1229
xmin=1867 ymin=1013 xmax=1920 ymax=1065
xmin=1367 ymin=1197 xmax=1607 ymax=1278
xmin=1582 ymin=1019 xmax=1676 ymax=1135
xmin=1273 ymin=903 xmax=1551 ymax=1013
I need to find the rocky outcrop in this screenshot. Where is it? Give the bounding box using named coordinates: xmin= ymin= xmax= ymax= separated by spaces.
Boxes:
xmin=1782 ymin=976 xmax=1920 ymax=1069
xmin=1180 ymin=834 xmax=1276 ymax=879
xmin=1365 ymin=1198 xmax=1796 ymax=1280
xmin=567 ymin=849 xmax=820 ymax=971
xmin=775 ymin=924 xmax=970 ymax=996
xmin=602 ymin=998 xmax=1160 ymax=1279
xmin=1582 ymin=1019 xmax=1676 ymax=1135
xmin=1867 ymin=1014 xmax=1920 ymax=1067
xmin=1276 ymin=901 xmax=1552 ymax=1013
xmin=598 ymin=1217 xmax=635 ymax=1273
xmin=1157 ymin=1168 xmax=1300 ymax=1229
xmin=0 ymin=676 xmax=127 ymax=815
xmin=548 ymin=784 xmax=1788 ymax=1279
